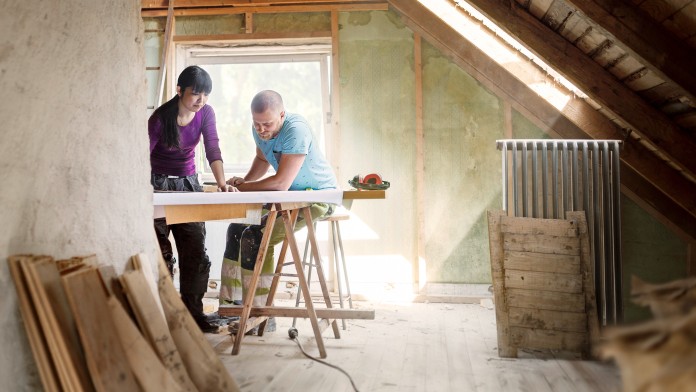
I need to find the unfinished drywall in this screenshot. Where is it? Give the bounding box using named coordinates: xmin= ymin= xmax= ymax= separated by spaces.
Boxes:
xmin=0 ymin=0 xmax=155 ymax=387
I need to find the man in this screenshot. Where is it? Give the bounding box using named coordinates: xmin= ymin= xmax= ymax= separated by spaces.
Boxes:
xmin=219 ymin=90 xmax=338 ymax=332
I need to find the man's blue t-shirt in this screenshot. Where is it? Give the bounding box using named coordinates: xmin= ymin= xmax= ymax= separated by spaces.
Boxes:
xmin=252 ymin=113 xmax=338 ymax=191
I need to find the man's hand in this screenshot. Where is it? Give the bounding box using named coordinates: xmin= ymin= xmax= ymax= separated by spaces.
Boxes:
xmin=226 ymin=176 xmax=245 ymax=187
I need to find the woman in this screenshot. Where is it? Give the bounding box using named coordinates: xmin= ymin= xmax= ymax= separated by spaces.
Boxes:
xmin=149 ymin=65 xmax=235 ymax=333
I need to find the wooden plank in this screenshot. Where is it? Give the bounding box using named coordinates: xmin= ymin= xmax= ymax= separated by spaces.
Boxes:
xmin=500 ymin=215 xmax=580 ymax=237
xmin=232 ymin=210 xmax=278 ymax=355
xmin=120 ymin=269 xmax=197 ymax=391
xmin=510 ymin=326 xmax=587 ymax=352
xmin=173 ymin=31 xmax=331 ymax=43
xmin=567 ymin=211 xmax=600 ymax=351
xmin=151 ymin=251 xmax=240 ymax=391
xmin=505 ymin=270 xmax=583 ymax=293
xmin=245 ymin=12 xmax=253 ymax=34
xmin=142 ymin=2 xmax=388 ymax=16
xmin=487 ymin=210 xmax=516 ymax=357
xmin=218 ymin=305 xmax=375 ymax=319
xmin=155 ymin=0 xmax=174 ymax=107
xmin=342 ymin=190 xmax=386 ymax=199
xmin=107 ymin=297 xmax=185 ymax=392
xmin=503 ymin=233 xmax=581 ymax=255
xmin=465 ymin=0 xmax=696 ymax=178
xmin=164 ymin=203 xmax=250 ymax=224
xmin=22 ymin=256 xmax=95 ymax=392
xmin=504 ymin=250 xmax=581 ymax=274
xmin=143 ymin=0 xmax=383 ymax=6
xmin=303 ymin=206 xmax=341 ymax=339
xmin=508 ymin=307 xmax=587 ymax=333
xmin=7 ymin=256 xmax=61 ymax=392
xmin=61 ymin=267 xmax=139 ymax=391
xmin=507 ymin=287 xmax=585 ymax=312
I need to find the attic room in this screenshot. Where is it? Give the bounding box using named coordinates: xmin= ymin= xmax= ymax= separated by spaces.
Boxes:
xmin=1 ymin=0 xmax=695 ymax=391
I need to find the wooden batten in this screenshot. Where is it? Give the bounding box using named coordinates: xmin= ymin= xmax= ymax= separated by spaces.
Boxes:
xmin=504 ymin=250 xmax=581 ymax=274
xmin=62 ymin=267 xmax=140 ymax=391
xmin=510 ymin=327 xmax=587 ymax=352
xmin=508 ymin=307 xmax=587 ymax=332
xmin=506 ymin=288 xmax=585 ymax=313
xmin=7 ymin=256 xmax=62 ymax=392
xmin=504 ymin=270 xmax=583 ymax=293
xmin=503 ymin=233 xmax=581 ymax=255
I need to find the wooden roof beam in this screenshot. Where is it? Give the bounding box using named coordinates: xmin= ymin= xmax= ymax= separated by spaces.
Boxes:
xmin=143 ymin=0 xmax=383 ymax=7
xmin=142 ymin=2 xmax=387 ymax=16
xmin=562 ymin=0 xmax=696 ymax=104
xmin=463 ymin=0 xmax=696 ymax=179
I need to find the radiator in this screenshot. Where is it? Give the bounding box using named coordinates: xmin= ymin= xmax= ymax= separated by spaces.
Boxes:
xmin=496 ymin=139 xmax=623 ymax=325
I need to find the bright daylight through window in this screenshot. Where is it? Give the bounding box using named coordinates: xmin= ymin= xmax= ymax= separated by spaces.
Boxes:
xmin=179 ymin=44 xmax=332 ymax=180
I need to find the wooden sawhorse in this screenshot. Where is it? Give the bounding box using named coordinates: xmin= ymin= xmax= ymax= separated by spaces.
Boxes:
xmin=218 ymin=202 xmax=373 ymax=358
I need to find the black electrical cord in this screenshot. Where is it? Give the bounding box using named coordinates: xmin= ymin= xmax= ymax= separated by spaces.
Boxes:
xmin=288 ymin=328 xmax=360 ymax=392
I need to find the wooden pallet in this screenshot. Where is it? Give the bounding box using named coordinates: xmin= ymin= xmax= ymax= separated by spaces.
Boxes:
xmin=487 ymin=210 xmax=599 ymax=358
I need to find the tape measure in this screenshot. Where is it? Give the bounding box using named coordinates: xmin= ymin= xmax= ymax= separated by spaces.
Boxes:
xmin=348 ymin=173 xmax=390 ymax=190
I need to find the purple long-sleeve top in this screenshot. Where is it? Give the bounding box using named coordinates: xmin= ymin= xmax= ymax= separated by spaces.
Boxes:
xmin=149 ymin=104 xmax=223 ymax=176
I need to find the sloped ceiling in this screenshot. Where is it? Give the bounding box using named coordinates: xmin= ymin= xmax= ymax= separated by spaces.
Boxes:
xmin=388 ymin=0 xmax=696 ymax=240
xmin=141 ymin=0 xmax=696 ymax=239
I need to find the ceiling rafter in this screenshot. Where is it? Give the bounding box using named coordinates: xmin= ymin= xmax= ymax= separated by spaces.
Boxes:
xmin=463 ymin=0 xmax=696 ymax=180
xmin=562 ymin=0 xmax=696 ymax=104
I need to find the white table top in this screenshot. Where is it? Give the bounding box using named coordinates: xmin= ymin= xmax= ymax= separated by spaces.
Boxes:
xmin=153 ymin=189 xmax=344 ymax=206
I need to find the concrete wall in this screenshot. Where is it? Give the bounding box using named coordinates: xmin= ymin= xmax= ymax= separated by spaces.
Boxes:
xmin=0 ymin=0 xmax=155 ymax=387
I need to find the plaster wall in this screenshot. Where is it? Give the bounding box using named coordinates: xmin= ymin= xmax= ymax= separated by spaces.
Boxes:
xmin=0 ymin=0 xmax=154 ymax=387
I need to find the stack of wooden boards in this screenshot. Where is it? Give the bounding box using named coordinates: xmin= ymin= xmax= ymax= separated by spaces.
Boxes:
xmin=8 ymin=252 xmax=239 ymax=392
xmin=486 ymin=210 xmax=599 ymax=358
xmin=600 ymin=276 xmax=696 ymax=392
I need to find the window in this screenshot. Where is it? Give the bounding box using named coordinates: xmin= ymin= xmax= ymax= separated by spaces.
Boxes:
xmin=176 ymin=43 xmax=332 ymax=181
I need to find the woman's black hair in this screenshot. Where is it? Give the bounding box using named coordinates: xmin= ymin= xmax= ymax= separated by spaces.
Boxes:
xmin=153 ymin=65 xmax=213 ymax=149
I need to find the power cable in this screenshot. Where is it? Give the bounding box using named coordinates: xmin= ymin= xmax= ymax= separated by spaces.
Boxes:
xmin=288 ymin=327 xmax=360 ymax=392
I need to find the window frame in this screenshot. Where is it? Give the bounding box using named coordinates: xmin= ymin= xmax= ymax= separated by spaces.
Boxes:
xmin=173 ymin=42 xmax=333 ymax=182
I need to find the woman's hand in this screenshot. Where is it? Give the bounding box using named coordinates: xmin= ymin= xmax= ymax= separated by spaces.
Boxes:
xmin=218 ymin=184 xmax=239 ymax=192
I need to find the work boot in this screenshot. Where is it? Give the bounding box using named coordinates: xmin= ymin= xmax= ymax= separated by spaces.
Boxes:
xmin=194 ymin=315 xmax=220 ymax=333
xmin=182 ymin=293 xmax=219 ymax=333
xmin=228 ymin=317 xmax=276 ymax=335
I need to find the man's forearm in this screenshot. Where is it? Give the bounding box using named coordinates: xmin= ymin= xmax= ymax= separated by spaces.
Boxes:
xmin=244 ymin=155 xmax=270 ymax=181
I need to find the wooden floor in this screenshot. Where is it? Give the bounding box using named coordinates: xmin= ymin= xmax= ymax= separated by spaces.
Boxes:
xmin=206 ymin=300 xmax=622 ymax=392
